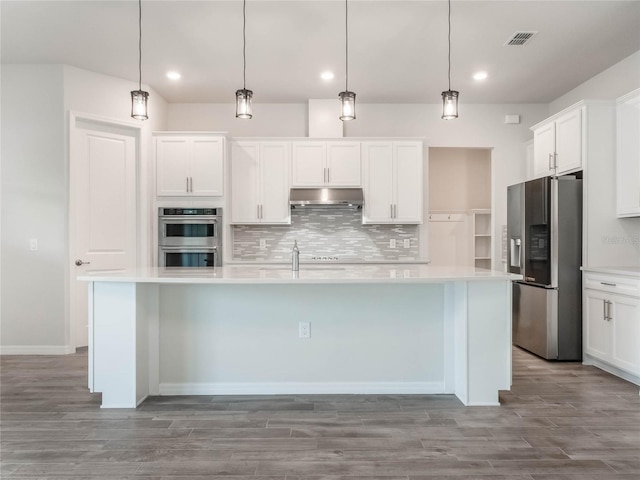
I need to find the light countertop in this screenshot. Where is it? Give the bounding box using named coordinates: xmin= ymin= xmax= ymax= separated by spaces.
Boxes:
xmin=78 ymin=264 xmax=522 ymax=285
xmin=581 ymin=266 xmax=640 ymax=277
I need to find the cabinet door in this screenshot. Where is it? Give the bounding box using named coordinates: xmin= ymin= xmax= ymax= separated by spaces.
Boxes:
xmin=533 ymin=122 xmax=555 ymax=178
xmin=231 ymin=142 xmax=260 ymax=224
xmin=190 ymin=137 xmax=224 ymax=196
xmin=394 ymin=142 xmax=423 ymax=223
xmin=362 ymin=142 xmax=393 ymax=224
xmin=584 ymin=289 xmax=611 ymax=361
xmin=156 ymin=137 xmax=189 ymax=196
xmin=260 ymin=143 xmax=291 ymax=224
xmin=326 ymin=142 xmax=361 ymax=186
xmin=610 ymin=294 xmax=640 ymax=375
xmin=617 ymin=91 xmax=640 ymax=217
xmin=291 ymin=142 xmax=326 ymax=186
xmin=555 ymin=108 xmax=583 ymax=174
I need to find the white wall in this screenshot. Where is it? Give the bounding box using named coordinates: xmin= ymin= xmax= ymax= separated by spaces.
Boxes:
xmin=169 ymin=102 xmax=549 ymax=269
xmin=1 ymin=65 xmax=67 ymax=351
xmin=550 ymin=50 xmax=640 ymax=115
xmin=1 ymin=65 xmax=168 ymax=353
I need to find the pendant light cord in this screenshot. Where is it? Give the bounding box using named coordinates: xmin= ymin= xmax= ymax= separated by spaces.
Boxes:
xmin=345 ymin=0 xmax=349 ymax=91
xmin=447 ymin=0 xmax=451 ymax=91
xmin=137 ymin=0 xmax=143 ymax=91
xmin=243 ymin=0 xmax=247 ymax=90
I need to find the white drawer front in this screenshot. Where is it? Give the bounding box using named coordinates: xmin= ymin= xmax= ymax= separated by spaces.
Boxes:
xmin=584 ymin=273 xmax=640 ymax=297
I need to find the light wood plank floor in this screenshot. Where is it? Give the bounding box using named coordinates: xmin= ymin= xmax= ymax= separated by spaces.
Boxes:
xmin=1 ymin=347 xmax=639 ymax=479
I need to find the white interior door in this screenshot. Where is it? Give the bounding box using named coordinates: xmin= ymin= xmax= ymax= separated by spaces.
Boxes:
xmin=71 ymin=117 xmax=138 ymax=348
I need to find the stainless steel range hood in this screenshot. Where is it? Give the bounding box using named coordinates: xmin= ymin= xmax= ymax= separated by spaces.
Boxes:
xmin=289 ymin=188 xmax=364 ymax=208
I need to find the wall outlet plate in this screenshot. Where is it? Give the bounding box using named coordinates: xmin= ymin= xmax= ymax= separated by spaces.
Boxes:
xmin=29 ymin=238 xmax=38 ymax=251
xmin=298 ymin=321 xmax=310 ymax=338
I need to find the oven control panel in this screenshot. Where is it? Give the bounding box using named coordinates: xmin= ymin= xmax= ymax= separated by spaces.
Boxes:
xmin=160 ymin=208 xmax=220 ymax=216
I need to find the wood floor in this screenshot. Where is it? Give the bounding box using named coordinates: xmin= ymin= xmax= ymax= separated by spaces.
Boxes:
xmin=1 ymin=347 xmax=639 ymax=479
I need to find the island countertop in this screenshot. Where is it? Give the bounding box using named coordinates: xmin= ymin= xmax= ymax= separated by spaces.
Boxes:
xmin=78 ymin=264 xmax=523 ymax=285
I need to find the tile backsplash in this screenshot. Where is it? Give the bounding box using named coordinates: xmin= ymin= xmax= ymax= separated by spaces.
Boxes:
xmin=232 ymin=207 xmax=419 ymax=262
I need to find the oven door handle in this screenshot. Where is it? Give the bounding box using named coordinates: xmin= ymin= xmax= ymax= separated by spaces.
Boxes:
xmin=159 ymin=216 xmax=219 ymax=222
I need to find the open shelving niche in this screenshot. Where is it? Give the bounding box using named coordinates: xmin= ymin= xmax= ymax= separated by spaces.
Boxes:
xmin=471 ymin=209 xmax=492 ymax=269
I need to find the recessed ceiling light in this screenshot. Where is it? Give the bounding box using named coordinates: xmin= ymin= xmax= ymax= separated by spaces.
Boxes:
xmin=320 ymin=71 xmax=335 ymax=81
xmin=473 ymin=71 xmax=488 ymax=81
xmin=166 ymin=71 xmax=181 ymax=80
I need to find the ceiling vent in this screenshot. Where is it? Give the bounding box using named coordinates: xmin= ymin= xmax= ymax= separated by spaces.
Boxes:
xmin=505 ymin=31 xmax=538 ymax=46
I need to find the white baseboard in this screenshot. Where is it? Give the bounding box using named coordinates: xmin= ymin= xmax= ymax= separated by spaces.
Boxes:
xmin=159 ymin=381 xmax=446 ymax=396
xmin=583 ymin=355 xmax=640 ymax=386
xmin=0 ymin=345 xmax=76 ymax=355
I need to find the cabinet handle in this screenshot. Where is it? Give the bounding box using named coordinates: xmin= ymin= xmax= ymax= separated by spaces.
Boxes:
xmin=548 ymin=153 xmax=553 ymax=171
xmin=324 ymin=167 xmax=327 ymax=183
xmin=257 ymin=204 xmax=260 ymax=219
xmin=603 ymin=299 xmax=608 ymax=321
xmin=394 ymin=205 xmax=397 ymax=219
xmin=390 ymin=204 xmax=393 ymax=219
xmin=553 ymin=153 xmax=558 ymax=170
xmin=190 ymin=177 xmax=193 ymax=192
xmin=600 ymin=282 xmax=617 ymax=287
xmin=606 ymin=300 xmax=613 ymax=321
xmin=327 ymin=167 xmax=330 ymax=184
xmin=186 ymin=177 xmax=189 ymax=193
xmin=260 ymin=204 xmax=263 ymax=219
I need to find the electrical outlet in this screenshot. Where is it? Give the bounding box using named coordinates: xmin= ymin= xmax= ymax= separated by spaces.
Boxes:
xmin=389 ymin=239 xmax=396 ymax=248
xmin=259 ymin=239 xmax=267 ymax=250
xmin=403 ymin=239 xmax=411 ymax=249
xmin=29 ymin=238 xmax=38 ymax=251
xmin=298 ymin=321 xmax=310 ymax=338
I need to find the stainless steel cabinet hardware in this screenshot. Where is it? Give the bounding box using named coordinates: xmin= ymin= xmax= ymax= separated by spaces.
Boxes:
xmin=600 ymin=282 xmax=617 ymax=287
xmin=327 ymin=167 xmax=330 ymax=183
xmin=553 ymin=153 xmax=558 ymax=170
xmin=189 ymin=177 xmax=193 ymax=192
xmin=260 ymin=204 xmax=263 ymax=219
xmin=549 ymin=153 xmax=553 ymax=171
xmin=606 ymin=300 xmax=612 ymax=321
xmin=257 ymin=204 xmax=260 ymax=219
xmin=394 ymin=205 xmax=397 ymax=219
xmin=603 ymin=299 xmax=608 ymax=321
xmin=186 ymin=177 xmax=189 ymax=192
xmin=324 ymin=167 xmax=327 ymax=183
xmin=75 ymin=259 xmax=90 ymax=266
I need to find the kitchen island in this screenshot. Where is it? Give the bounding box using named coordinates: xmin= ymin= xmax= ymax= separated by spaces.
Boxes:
xmin=79 ymin=264 xmax=521 ymax=408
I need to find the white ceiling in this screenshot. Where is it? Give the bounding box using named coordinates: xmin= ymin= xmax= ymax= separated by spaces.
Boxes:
xmin=2 ymin=1 xmax=640 ymax=104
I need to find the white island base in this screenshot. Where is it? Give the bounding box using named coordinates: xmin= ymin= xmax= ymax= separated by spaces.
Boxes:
xmin=83 ymin=265 xmax=519 ymax=408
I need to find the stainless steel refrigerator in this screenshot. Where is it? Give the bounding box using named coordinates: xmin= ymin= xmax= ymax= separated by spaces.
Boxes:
xmin=507 ymin=175 xmax=582 ymax=360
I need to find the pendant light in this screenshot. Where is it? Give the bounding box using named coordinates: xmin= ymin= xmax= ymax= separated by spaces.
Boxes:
xmin=235 ymin=0 xmax=253 ymax=119
xmin=441 ymin=0 xmax=459 ymax=120
xmin=339 ymin=0 xmax=356 ymax=121
xmin=130 ymin=0 xmax=149 ymax=120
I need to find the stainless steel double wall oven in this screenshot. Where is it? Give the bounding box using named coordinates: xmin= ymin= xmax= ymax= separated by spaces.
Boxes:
xmin=158 ymin=208 xmax=222 ymax=267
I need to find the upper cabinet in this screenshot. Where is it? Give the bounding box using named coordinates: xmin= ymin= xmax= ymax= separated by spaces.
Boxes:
xmin=155 ymin=133 xmax=224 ymax=197
xmin=616 ymin=89 xmax=640 ymax=218
xmin=291 ymin=141 xmax=361 ymax=187
xmin=231 ymin=141 xmax=290 ymax=225
xmin=532 ymin=106 xmax=583 ymax=178
xmin=362 ymin=141 xmax=423 ymax=224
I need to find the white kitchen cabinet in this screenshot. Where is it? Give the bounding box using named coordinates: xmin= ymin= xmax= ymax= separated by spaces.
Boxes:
xmin=362 ymin=141 xmax=423 ymax=224
xmin=291 ymin=141 xmax=361 ymax=187
xmin=532 ymin=106 xmax=582 ymax=178
xmin=155 ymin=133 xmax=224 ymax=196
xmin=231 ymin=141 xmax=290 ymax=224
xmin=616 ymin=89 xmax=640 ymax=218
xmin=583 ymin=271 xmax=640 ymax=384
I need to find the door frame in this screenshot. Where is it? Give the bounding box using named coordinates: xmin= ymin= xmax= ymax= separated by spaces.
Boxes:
xmin=68 ymin=111 xmax=149 ymax=350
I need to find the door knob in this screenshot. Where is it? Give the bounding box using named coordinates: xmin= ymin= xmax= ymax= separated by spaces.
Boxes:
xmin=75 ymin=259 xmax=91 ymax=266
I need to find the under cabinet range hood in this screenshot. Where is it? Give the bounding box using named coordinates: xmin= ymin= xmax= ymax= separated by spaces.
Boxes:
xmin=289 ymin=188 xmax=364 ymax=208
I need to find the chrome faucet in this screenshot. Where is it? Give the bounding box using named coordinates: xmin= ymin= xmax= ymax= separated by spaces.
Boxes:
xmin=292 ymin=240 xmax=300 ymax=271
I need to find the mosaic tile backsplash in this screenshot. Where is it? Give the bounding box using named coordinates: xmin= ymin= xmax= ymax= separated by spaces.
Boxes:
xmin=232 ymin=207 xmax=420 ymax=262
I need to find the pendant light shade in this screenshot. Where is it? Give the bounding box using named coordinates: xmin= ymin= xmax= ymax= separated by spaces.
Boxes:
xmin=236 ymin=0 xmax=252 ymax=119
xmin=441 ymin=90 xmax=459 ymax=120
xmin=235 ymin=88 xmax=253 ymax=119
xmin=131 ymin=90 xmax=149 ymax=120
xmin=130 ymin=0 xmax=149 ymax=120
xmin=339 ymin=91 xmax=356 ymax=121
xmin=441 ymin=0 xmax=458 ymax=120
xmin=339 ymin=0 xmax=356 ymax=121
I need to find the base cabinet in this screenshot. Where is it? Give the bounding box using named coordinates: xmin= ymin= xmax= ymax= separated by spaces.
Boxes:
xmin=583 ymin=272 xmax=640 ymax=382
